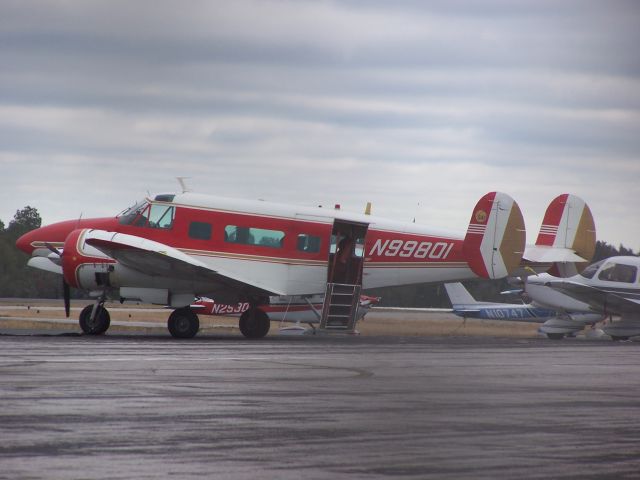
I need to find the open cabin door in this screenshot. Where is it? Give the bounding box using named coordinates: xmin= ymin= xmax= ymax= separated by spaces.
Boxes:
xmin=320 ymin=220 xmax=369 ymax=332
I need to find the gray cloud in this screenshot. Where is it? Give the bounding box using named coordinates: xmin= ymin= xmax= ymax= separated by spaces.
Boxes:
xmin=1 ymin=0 xmax=639 ymax=251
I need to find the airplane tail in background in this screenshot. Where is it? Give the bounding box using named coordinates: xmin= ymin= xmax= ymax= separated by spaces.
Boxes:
xmin=525 ymin=194 xmax=596 ymax=277
xmin=444 ymin=282 xmax=478 ymax=306
xmin=463 ymin=192 xmax=526 ymax=280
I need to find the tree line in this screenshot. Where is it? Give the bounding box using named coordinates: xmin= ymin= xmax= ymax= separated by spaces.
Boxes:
xmin=0 ymin=206 xmax=65 ymax=298
xmin=0 ymin=206 xmax=637 ymax=305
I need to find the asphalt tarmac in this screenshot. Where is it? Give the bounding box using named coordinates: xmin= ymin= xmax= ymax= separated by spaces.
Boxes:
xmin=1 ymin=333 xmax=639 ymax=479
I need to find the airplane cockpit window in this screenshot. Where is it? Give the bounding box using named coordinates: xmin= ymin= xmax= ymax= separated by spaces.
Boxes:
xmin=598 ymin=262 xmax=637 ymax=284
xmin=147 ymin=204 xmax=175 ymax=229
xmin=580 ymin=260 xmax=603 ymax=279
xmin=118 ymin=201 xmax=174 ymax=229
xmin=118 ymin=201 xmax=149 ymax=226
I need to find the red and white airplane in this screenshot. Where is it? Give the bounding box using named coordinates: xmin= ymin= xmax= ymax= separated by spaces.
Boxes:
xmin=16 ymin=190 xmax=595 ymax=338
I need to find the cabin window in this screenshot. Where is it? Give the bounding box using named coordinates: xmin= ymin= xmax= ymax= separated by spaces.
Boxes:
xmin=297 ymin=234 xmax=321 ymax=253
xmin=598 ymin=262 xmax=637 ymax=283
xmin=225 ymin=225 xmax=284 ymax=248
xmin=189 ymin=221 xmax=212 ymax=240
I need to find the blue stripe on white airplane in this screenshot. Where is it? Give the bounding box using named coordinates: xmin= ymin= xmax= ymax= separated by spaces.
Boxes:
xmin=444 ymin=282 xmax=556 ymax=322
xmin=466 ymin=306 xmax=556 ymax=321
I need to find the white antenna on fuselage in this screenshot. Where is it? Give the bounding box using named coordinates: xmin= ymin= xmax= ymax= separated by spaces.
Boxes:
xmin=177 ymin=177 xmax=192 ymax=193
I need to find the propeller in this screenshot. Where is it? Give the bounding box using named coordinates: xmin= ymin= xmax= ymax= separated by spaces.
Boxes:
xmin=45 ymin=243 xmax=71 ymax=318
xmin=63 ymin=280 xmax=71 ymax=318
xmin=44 ymin=242 xmax=62 ymax=257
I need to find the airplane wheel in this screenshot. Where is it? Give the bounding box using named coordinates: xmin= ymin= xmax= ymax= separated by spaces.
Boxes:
xmin=239 ymin=308 xmax=270 ymax=339
xmin=546 ymin=333 xmax=565 ymax=340
xmin=79 ymin=304 xmax=111 ymax=335
xmin=168 ymin=308 xmax=199 ymax=338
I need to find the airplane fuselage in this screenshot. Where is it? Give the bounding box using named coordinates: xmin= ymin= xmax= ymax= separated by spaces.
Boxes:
xmin=17 ymin=192 xmax=481 ymax=299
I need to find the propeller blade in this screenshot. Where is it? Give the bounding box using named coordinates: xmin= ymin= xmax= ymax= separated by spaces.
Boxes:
xmin=45 ymin=242 xmax=62 ymax=257
xmin=63 ymin=280 xmax=71 ymax=318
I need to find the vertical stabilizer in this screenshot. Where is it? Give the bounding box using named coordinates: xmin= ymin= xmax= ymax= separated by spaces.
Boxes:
xmin=463 ymin=192 xmax=526 ymax=279
xmin=535 ymin=194 xmax=596 ymax=276
xmin=444 ymin=283 xmax=478 ymax=306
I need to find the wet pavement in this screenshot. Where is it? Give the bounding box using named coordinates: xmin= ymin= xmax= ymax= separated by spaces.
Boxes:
xmin=1 ymin=333 xmax=639 ymax=479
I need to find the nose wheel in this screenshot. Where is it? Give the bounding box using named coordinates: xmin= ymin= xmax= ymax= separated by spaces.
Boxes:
xmin=79 ymin=304 xmax=111 ymax=335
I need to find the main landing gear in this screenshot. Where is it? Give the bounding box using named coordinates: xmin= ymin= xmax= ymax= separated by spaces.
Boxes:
xmin=166 ymin=306 xmax=270 ymax=339
xmin=239 ymin=307 xmax=271 ymax=339
xmin=168 ymin=307 xmax=200 ymax=339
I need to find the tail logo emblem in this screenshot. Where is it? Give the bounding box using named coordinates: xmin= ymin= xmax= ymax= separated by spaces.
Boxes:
xmin=475 ymin=210 xmax=487 ymax=223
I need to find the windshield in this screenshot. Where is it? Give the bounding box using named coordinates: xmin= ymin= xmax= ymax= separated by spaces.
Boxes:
xmin=118 ymin=200 xmax=175 ymax=229
xmin=580 ymin=260 xmax=604 ymax=279
xmin=118 ymin=200 xmax=150 ymax=226
xmin=118 ymin=200 xmax=147 ymax=218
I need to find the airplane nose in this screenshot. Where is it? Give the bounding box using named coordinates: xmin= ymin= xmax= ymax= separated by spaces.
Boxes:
xmin=15 ymin=217 xmax=119 ymax=257
xmin=16 ymin=229 xmax=37 ymax=255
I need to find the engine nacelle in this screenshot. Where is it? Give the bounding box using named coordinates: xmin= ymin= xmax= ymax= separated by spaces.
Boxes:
xmin=60 ymin=229 xmax=219 ymax=306
xmin=62 ymin=229 xmax=116 ymax=290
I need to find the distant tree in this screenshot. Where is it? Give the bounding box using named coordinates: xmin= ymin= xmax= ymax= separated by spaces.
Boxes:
xmin=618 ymin=244 xmax=637 ymax=257
xmin=0 ymin=206 xmax=59 ymax=298
xmin=7 ymin=206 xmax=41 ymax=238
xmin=593 ymin=241 xmax=638 ymax=262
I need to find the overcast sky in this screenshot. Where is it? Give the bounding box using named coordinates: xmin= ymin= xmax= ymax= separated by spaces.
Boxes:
xmin=1 ymin=0 xmax=639 ymax=252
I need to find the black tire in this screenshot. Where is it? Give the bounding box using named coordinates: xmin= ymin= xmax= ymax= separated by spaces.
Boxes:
xmin=546 ymin=333 xmax=565 ymax=340
xmin=610 ymin=335 xmax=629 ymax=342
xmin=168 ymin=308 xmax=200 ymax=339
xmin=239 ymin=308 xmax=270 ymax=339
xmin=79 ymin=304 xmax=111 ymax=335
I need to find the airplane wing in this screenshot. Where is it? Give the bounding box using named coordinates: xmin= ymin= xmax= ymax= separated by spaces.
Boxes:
xmin=85 ymin=231 xmax=216 ymax=279
xmin=84 ymin=230 xmax=278 ymax=296
xmin=545 ymin=280 xmax=640 ymax=314
xmin=27 ymin=256 xmax=63 ymax=275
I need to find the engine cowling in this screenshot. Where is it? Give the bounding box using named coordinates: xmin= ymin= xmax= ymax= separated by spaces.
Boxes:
xmin=61 ymin=229 xmax=116 ymax=290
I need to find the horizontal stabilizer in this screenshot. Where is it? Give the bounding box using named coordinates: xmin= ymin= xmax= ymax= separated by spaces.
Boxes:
xmin=523 ymin=246 xmax=588 ymax=264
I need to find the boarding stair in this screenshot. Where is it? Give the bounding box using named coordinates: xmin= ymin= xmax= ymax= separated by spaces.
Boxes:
xmin=318 ymin=282 xmax=361 ymax=332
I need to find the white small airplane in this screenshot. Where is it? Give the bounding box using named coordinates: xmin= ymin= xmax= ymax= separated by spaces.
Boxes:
xmin=529 ymin=256 xmax=640 ymax=340
xmin=444 ymin=282 xmax=604 ymax=339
